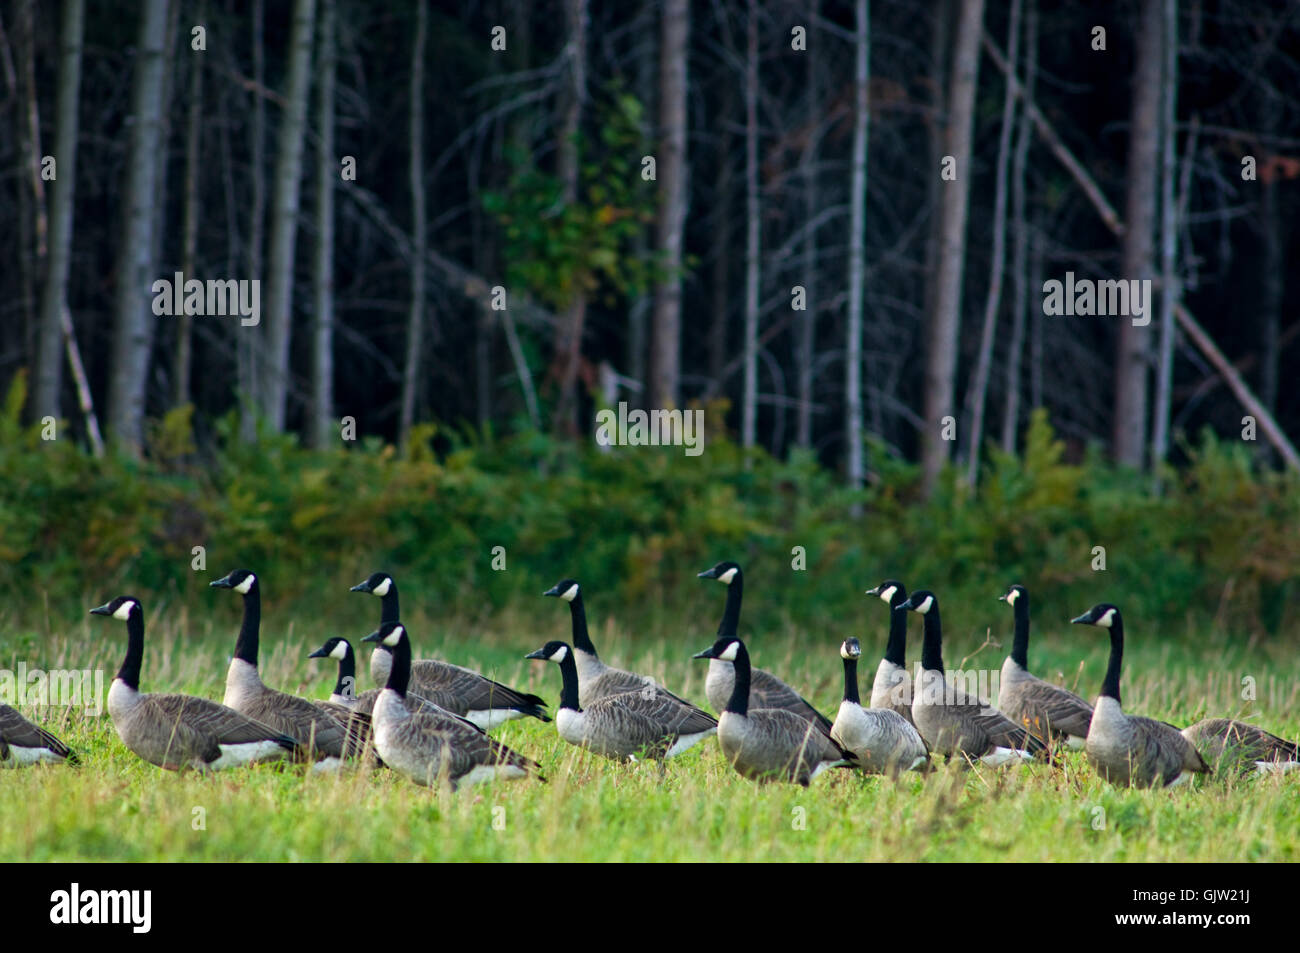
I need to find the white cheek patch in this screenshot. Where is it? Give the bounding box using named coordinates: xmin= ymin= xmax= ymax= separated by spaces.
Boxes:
xmin=718 ymin=641 xmax=740 ymax=662
xmin=372 ymin=578 xmax=391 ymax=597
xmin=112 ymin=600 xmax=136 ymax=621
xmin=550 ymin=645 xmax=569 ymax=663
xmin=916 ymin=595 xmax=934 ymax=615
xmin=330 ymin=642 xmax=349 ymax=661
xmin=1098 ymin=608 xmax=1115 ymax=628
xmin=879 ymin=585 xmax=897 ymax=603
xmin=1006 ymin=589 xmax=1019 ymax=605
xmin=234 ymin=574 xmax=255 ymax=595
xmin=718 ymin=567 xmax=738 ymax=585
xmin=561 ymin=584 xmax=578 ymax=603
xmin=382 ymin=625 xmax=404 ymax=646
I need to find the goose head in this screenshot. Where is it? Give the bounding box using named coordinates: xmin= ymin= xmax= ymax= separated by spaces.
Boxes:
xmin=900 ymin=590 xmax=937 ymax=615
xmin=524 ymin=641 xmax=571 ymax=663
xmin=89 ymin=595 xmax=142 ymax=622
xmin=542 ymin=579 xmax=580 ymax=602
xmin=351 ymin=571 xmax=394 ymax=597
xmin=840 ymin=638 xmax=862 ymax=660
xmin=210 ymin=568 xmax=258 ymax=595
xmin=361 ymin=621 xmax=407 ymax=649
xmin=999 ymin=584 xmax=1027 ymax=606
xmin=308 ymin=637 xmax=353 ymax=662
xmin=698 ymin=561 xmax=741 ymax=585
xmin=865 ymin=579 xmax=906 ymax=607
xmin=692 ymin=637 xmax=742 ymax=661
xmin=1071 ymin=603 xmax=1120 ymax=628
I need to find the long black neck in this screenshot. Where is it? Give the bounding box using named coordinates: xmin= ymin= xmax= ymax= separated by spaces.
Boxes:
xmin=841 ymin=656 xmax=860 ymax=705
xmin=919 ymin=606 xmax=944 ymax=674
xmin=233 ymin=582 xmax=262 ymax=666
xmin=884 ymin=595 xmax=908 ymax=666
xmin=1100 ymin=619 xmax=1124 ymax=705
xmin=724 ymin=643 xmax=751 ymax=716
xmin=333 ymin=645 xmax=356 ymax=698
xmin=1010 ymin=596 xmax=1031 ymax=668
xmin=116 ymin=610 xmax=145 ymax=690
xmin=379 ymin=583 xmax=400 ymax=625
xmin=555 ymin=647 xmax=581 ymax=712
xmin=568 ymin=593 xmax=596 ymax=656
xmin=717 ymin=573 xmax=744 ymax=637
xmin=385 ymin=635 xmax=411 ymax=698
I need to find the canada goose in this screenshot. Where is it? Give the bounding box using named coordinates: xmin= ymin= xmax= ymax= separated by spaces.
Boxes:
xmin=697 ymin=562 xmax=834 ymax=732
xmin=525 ymin=640 xmax=716 ymax=761
xmin=361 ymin=622 xmax=540 ymax=789
xmin=89 ymin=596 xmax=296 ymax=771
xmin=900 ymin=590 xmax=1047 ymax=765
xmin=864 ymin=579 xmax=915 ymax=722
xmin=0 ymin=705 xmax=77 ymax=767
xmin=351 ymin=570 xmax=550 ymax=729
xmin=693 ymin=637 xmax=854 ymax=785
xmin=996 ymin=584 xmax=1093 ymax=749
xmin=543 ymin=578 xmax=715 ymax=716
xmin=307 ymin=637 xmax=484 ymax=729
xmin=830 ymin=638 xmax=928 ymax=776
xmin=211 ymin=569 xmax=367 ymax=767
xmin=1180 ymin=718 xmax=1299 ymax=776
xmin=1071 ymin=603 xmax=1209 ymax=788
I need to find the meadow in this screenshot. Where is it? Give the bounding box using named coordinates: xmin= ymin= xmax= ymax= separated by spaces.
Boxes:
xmin=3 ymin=592 xmax=1297 ymax=863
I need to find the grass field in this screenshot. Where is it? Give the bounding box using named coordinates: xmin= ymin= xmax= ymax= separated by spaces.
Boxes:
xmin=3 ymin=595 xmax=1298 ymax=862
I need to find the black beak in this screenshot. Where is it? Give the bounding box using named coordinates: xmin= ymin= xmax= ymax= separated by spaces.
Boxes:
xmin=89 ymin=602 xmax=113 ymax=616
xmin=209 ymin=574 xmax=234 ymax=589
xmin=692 ymin=647 xmax=716 ymax=659
xmin=360 ymin=630 xmax=383 ymax=644
xmin=697 ymin=567 xmax=719 ymax=579
xmin=998 ymin=593 xmax=1009 ymax=602
xmin=865 ymin=584 xmax=881 ymax=596
xmin=307 ymin=646 xmax=330 ymax=659
xmin=524 ymin=648 xmax=549 ymax=660
xmin=899 ymin=597 xmax=916 ymax=611
xmin=542 ymin=584 xmax=563 ymax=598
xmin=350 ymin=580 xmax=372 ymax=593
xmin=1070 ymin=612 xmax=1091 ymax=625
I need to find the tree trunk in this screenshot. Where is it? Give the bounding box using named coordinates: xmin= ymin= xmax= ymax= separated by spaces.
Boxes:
xmin=240 ymin=0 xmax=267 ymax=442
xmin=963 ymin=0 xmax=1020 ymax=486
xmin=845 ymin=0 xmax=869 ymax=493
xmin=552 ymin=0 xmax=589 ymax=435
xmin=1000 ymin=0 xmax=1036 ymax=453
xmin=1112 ymin=0 xmax=1161 ymax=468
xmin=107 ymin=0 xmax=170 ymax=452
xmin=258 ymin=0 xmax=316 ymax=433
xmin=648 ymin=0 xmax=689 ymax=410
xmin=1150 ymin=0 xmax=1179 ymax=469
xmin=795 ymin=1 xmax=821 ymax=451
xmin=920 ymin=0 xmax=983 ymax=496
xmin=399 ymin=0 xmax=426 ymax=451
xmin=35 ymin=0 xmax=85 ymax=422
xmin=310 ymin=0 xmax=336 ymax=449
xmin=175 ymin=3 xmax=203 ymax=409
xmin=741 ymin=0 xmax=760 ymax=449
xmin=709 ymin=80 xmax=734 ymax=390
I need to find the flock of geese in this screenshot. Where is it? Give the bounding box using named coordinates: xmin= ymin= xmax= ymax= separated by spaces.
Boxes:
xmin=3 ymin=562 xmax=1298 ymax=790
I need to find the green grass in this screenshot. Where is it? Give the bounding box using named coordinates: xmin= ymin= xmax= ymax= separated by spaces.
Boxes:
xmin=2 ymin=596 xmax=1298 ymax=862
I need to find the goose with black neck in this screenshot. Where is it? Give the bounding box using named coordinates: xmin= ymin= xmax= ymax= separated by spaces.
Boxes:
xmin=901 ymin=589 xmax=1047 ymax=765
xmin=864 ymin=579 xmax=915 ymax=723
xmin=693 ymin=636 xmax=855 ymax=785
xmin=526 ymin=640 xmax=716 ymax=761
xmin=830 ymin=638 xmax=929 ymax=776
xmin=212 ymin=569 xmax=366 ymax=768
xmin=91 ymin=595 xmax=295 ymax=771
xmin=352 ymin=570 xmax=550 ymax=729
xmin=996 ymin=584 xmax=1093 ymax=749
xmin=543 ymin=578 xmax=714 ymax=719
xmin=1072 ymin=603 xmax=1208 ymax=787
xmin=698 ymin=562 xmax=834 ymax=733
xmin=362 ymin=622 xmax=540 ymax=789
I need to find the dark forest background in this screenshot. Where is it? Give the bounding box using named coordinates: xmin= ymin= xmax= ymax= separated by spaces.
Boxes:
xmin=2 ymin=0 xmax=1300 ymax=634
